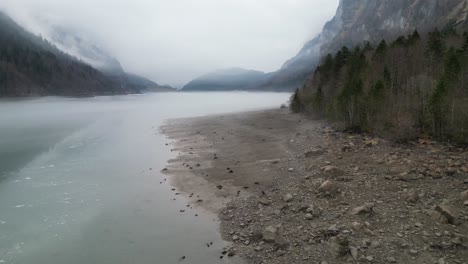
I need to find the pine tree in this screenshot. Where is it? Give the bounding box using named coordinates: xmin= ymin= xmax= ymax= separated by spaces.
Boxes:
xmin=290 ymin=88 xmax=303 ymax=113
xmin=363 ymin=41 xmax=373 ymax=52
xmin=427 ymin=29 xmax=446 ymax=58
xmin=373 ymin=40 xmax=388 ymax=60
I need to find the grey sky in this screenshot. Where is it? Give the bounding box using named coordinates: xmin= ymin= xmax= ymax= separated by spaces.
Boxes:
xmin=1 ymin=0 xmax=339 ymax=86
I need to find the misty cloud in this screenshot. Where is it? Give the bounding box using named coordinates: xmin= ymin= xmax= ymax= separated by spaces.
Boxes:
xmin=0 ymin=0 xmax=339 ymax=86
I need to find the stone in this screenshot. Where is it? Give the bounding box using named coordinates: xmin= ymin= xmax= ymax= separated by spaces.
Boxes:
xmin=263 ymin=225 xmax=278 ymax=243
xmin=351 ymin=222 xmax=363 ymax=231
xmin=434 ymin=205 xmax=458 ymax=225
xmin=283 ymin=193 xmax=294 ymax=203
xmin=329 ymin=236 xmax=350 ymax=258
xmin=365 ymin=139 xmax=379 ymax=147
xmin=305 ymin=148 xmax=325 ymax=158
xmin=387 ymin=257 xmax=397 ymax=263
xmin=305 ymin=213 xmax=314 ymax=220
xmin=350 ymin=246 xmax=358 ymax=260
xmin=258 ymin=198 xmax=271 ymax=206
xmin=461 ymin=190 xmax=468 ymax=201
xmin=351 ymin=203 xmax=374 ymax=215
xmin=306 ymin=205 xmax=322 ymax=217
xmin=321 ymin=165 xmax=344 ymax=178
xmin=430 ymin=210 xmax=449 ymax=224
xmin=318 ymin=180 xmax=337 ymax=193
xmin=406 ymin=189 xmax=419 ymax=203
xmin=438 ymin=258 xmax=446 ymax=264
xmin=288 ymin=168 xmax=295 ymax=172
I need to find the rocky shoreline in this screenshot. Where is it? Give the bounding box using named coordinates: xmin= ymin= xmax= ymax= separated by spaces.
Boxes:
xmin=161 ymin=108 xmax=468 ymax=264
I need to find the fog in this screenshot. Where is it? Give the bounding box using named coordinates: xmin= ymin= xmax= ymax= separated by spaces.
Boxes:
xmin=0 ymin=0 xmax=339 ymax=86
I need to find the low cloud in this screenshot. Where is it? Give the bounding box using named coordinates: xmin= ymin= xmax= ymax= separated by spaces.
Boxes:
xmin=1 ymin=0 xmax=339 ymax=86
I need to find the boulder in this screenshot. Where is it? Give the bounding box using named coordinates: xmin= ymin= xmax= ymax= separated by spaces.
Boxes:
xmin=364 ymin=139 xmax=379 ymax=147
xmin=434 ymin=205 xmax=458 ymax=225
xmin=350 ymin=222 xmax=363 ymax=231
xmin=263 ymin=225 xmax=278 ymax=243
xmin=351 ymin=203 xmax=375 ymax=215
xmin=321 ymin=166 xmax=344 ymax=178
xmin=318 ymin=180 xmax=337 ymax=194
xmin=430 ymin=210 xmax=449 ymax=224
xmin=461 ymin=190 xmax=468 ymax=201
xmin=406 ymin=189 xmax=419 ymax=203
xmin=329 ymin=236 xmax=350 ymax=258
xmin=283 ymin=193 xmax=294 ymax=203
xmin=305 ymin=148 xmax=325 ymax=158
xmin=306 ymin=205 xmax=323 ymax=217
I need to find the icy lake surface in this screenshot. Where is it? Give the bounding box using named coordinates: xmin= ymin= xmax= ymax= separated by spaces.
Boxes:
xmin=0 ymin=92 xmax=290 ymax=264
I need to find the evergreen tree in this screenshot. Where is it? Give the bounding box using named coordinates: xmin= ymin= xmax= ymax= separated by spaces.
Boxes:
xmin=427 ymin=29 xmax=446 ymax=58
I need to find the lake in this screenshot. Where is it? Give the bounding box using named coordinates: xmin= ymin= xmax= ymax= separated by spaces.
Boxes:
xmin=0 ymin=92 xmax=290 ymax=264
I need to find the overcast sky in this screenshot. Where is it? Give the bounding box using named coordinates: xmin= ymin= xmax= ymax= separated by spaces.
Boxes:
xmin=1 ymin=0 xmax=339 ymax=86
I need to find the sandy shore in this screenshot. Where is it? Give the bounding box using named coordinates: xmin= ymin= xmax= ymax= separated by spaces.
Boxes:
xmin=161 ymin=108 xmax=468 ymax=264
xmin=160 ymin=109 xmax=317 ymax=212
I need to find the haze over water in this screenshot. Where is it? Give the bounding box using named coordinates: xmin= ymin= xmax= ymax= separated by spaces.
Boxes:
xmin=0 ymin=92 xmax=289 ymax=264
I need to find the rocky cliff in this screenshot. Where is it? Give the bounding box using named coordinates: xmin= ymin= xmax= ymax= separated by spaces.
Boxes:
xmin=263 ymin=0 xmax=468 ymax=91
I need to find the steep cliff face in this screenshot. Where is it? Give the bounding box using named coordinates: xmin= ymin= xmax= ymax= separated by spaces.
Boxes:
xmin=325 ymin=0 xmax=468 ymax=52
xmin=264 ymin=0 xmax=468 ymax=91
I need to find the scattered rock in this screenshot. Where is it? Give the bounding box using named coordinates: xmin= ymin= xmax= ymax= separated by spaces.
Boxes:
xmin=350 ymin=246 xmax=358 ymax=260
xmin=406 ymin=189 xmax=419 ymax=203
xmin=434 ymin=204 xmax=458 ymax=225
xmin=461 ymin=190 xmax=468 ymax=201
xmin=364 ymin=139 xmax=379 ymax=147
xmin=351 ymin=203 xmax=375 ymax=215
xmin=305 ymin=148 xmax=325 ymax=158
xmin=321 ymin=165 xmax=344 ymax=178
xmin=283 ymin=193 xmax=294 ymax=203
xmin=318 ymin=180 xmax=337 ymax=194
xmin=329 ymin=236 xmax=350 ymax=258
xmin=262 ymin=225 xmax=278 ymax=243
xmin=351 ymin=221 xmax=363 ymax=231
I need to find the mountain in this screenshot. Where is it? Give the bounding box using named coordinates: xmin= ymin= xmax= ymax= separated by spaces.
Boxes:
xmin=291 ymin=4 xmax=468 ymax=143
xmin=261 ymin=0 xmax=468 ymax=91
xmin=45 ymin=25 xmax=125 ymax=74
xmin=0 ymin=12 xmax=175 ymax=97
xmin=42 ymin=24 xmax=176 ymax=93
xmin=182 ymin=68 xmax=269 ymax=91
xmin=0 ymin=12 xmax=134 ymax=97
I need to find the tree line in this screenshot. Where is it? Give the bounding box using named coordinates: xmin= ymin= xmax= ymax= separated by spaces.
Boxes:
xmin=291 ymin=28 xmax=468 ymax=144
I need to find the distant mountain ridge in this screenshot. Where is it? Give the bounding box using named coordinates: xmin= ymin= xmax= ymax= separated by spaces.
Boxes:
xmin=39 ymin=22 xmax=175 ymax=93
xmin=0 ymin=12 xmax=175 ymax=97
xmin=0 ymin=12 xmax=129 ymax=97
xmin=182 ymin=68 xmax=270 ymax=91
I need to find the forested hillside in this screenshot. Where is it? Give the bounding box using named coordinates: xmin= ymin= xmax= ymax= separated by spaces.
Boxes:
xmin=0 ymin=12 xmax=131 ymax=97
xmin=292 ymin=29 xmax=468 ymax=144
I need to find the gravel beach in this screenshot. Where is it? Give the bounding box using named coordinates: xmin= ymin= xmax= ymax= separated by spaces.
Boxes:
xmin=161 ymin=108 xmax=468 ymax=264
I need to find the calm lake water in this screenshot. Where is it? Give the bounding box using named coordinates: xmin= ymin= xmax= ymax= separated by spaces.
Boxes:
xmin=0 ymin=92 xmax=290 ymax=264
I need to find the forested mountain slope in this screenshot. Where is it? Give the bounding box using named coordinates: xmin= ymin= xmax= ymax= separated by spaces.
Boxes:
xmin=262 ymin=0 xmax=468 ymax=91
xmin=292 ymin=29 xmax=468 ymax=144
xmin=0 ymin=12 xmax=134 ymax=97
